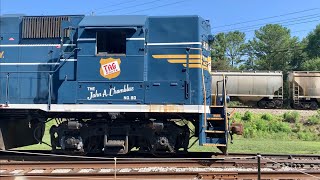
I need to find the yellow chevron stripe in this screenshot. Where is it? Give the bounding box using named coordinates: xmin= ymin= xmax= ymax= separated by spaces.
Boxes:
xmin=167 ymin=59 xmax=201 ymax=63
xmin=0 ymin=51 xmax=4 ymax=59
xmin=152 ymin=54 xmax=210 ymax=71
xmin=153 ymin=54 xmax=201 ymax=59
xmin=183 ymin=64 xmax=208 ymax=70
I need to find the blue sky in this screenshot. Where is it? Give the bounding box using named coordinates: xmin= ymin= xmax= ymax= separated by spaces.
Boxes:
xmin=1 ymin=0 xmax=319 ymax=40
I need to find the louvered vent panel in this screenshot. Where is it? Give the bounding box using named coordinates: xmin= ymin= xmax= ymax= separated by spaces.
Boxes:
xmin=22 ymin=16 xmax=70 ymax=39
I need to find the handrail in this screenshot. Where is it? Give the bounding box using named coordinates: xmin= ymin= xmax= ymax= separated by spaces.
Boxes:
xmin=47 ymin=74 xmax=53 ymax=110
xmin=5 ymin=73 xmax=9 ymax=106
xmin=1 ymin=48 xmax=78 ymax=110
xmin=187 ymin=47 xmax=206 ymax=127
xmin=0 ymin=48 xmax=79 ymax=74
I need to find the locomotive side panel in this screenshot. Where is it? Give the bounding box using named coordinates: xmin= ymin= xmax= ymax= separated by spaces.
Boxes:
xmin=74 ymin=16 xmax=146 ymax=105
xmin=146 ymin=16 xmax=203 ymax=104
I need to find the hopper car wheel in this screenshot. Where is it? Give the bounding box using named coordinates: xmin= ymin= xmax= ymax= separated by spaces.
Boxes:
xmin=267 ymin=101 xmax=276 ymax=109
xmin=310 ymin=101 xmax=318 ymax=110
xmin=292 ymin=103 xmax=301 ymax=109
xmin=257 ymin=100 xmax=267 ymax=108
xmin=274 ymin=100 xmax=283 ymax=109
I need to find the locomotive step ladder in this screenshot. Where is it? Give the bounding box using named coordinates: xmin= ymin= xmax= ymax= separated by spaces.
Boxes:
xmin=201 ymin=75 xmax=229 ymax=153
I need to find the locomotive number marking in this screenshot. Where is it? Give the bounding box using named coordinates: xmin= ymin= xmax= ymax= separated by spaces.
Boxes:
xmin=123 ymin=96 xmax=136 ymax=100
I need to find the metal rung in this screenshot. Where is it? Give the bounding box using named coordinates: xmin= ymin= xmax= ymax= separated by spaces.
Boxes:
xmin=205 ymin=130 xmax=225 ymax=133
xmin=212 ymin=114 xmax=222 ymax=118
xmin=207 ymin=117 xmax=224 ymax=121
xmin=203 ymin=143 xmax=227 ymax=147
xmin=210 ymin=105 xmax=224 ymax=108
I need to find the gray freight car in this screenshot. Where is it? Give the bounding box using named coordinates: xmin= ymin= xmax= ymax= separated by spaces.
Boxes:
xmin=211 ymin=71 xmax=283 ymax=108
xmin=288 ymin=71 xmax=320 ymax=110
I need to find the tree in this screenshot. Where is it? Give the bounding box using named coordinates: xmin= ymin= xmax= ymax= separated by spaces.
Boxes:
xmin=301 ymin=57 xmax=320 ymax=71
xmin=305 ymin=24 xmax=320 ymax=59
xmin=211 ymin=31 xmax=246 ymax=70
xmin=225 ymin=31 xmax=246 ymax=67
xmin=211 ymin=33 xmax=229 ymax=70
xmin=246 ymin=24 xmax=299 ymax=72
xmin=289 ymin=39 xmax=308 ymax=71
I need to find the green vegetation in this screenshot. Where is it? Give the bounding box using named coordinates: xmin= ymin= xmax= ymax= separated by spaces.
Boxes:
xmin=306 ymin=110 xmax=320 ymax=125
xmin=283 ymin=111 xmax=300 ymax=123
xmin=190 ymin=137 xmax=320 ymax=154
xmin=232 ymin=111 xmax=319 ymax=141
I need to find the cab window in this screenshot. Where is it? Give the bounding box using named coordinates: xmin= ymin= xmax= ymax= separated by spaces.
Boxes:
xmin=96 ymin=31 xmax=126 ymax=55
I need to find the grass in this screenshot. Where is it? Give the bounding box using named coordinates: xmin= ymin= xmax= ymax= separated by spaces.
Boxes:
xmin=189 ymin=137 xmax=320 ymax=154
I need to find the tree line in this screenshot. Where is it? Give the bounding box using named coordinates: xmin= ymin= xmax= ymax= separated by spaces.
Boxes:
xmin=210 ymin=24 xmax=320 ymax=73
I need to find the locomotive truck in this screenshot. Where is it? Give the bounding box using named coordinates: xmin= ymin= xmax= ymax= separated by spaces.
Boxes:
xmin=0 ymin=14 xmax=239 ymax=155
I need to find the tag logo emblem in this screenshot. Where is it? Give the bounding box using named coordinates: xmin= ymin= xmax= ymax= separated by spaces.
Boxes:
xmin=100 ymin=58 xmax=121 ymax=79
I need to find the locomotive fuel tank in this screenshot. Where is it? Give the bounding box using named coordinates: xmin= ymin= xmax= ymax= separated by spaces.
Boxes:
xmin=211 ymin=71 xmax=283 ymax=108
xmin=288 ymin=71 xmax=320 ymax=109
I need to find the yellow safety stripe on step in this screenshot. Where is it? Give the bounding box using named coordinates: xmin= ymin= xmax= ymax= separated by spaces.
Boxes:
xmin=205 ymin=130 xmax=225 ymax=133
xmin=207 ymin=117 xmax=224 ymax=121
xmin=212 ymin=114 xmax=222 ymax=118
xmin=203 ymin=143 xmax=227 ymax=147
xmin=210 ymin=106 xmax=224 ymax=108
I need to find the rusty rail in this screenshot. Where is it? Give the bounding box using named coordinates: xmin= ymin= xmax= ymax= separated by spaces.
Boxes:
xmin=0 ymin=150 xmax=320 ymax=179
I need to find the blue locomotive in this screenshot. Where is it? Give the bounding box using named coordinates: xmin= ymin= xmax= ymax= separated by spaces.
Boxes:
xmin=0 ymin=14 xmax=234 ymax=155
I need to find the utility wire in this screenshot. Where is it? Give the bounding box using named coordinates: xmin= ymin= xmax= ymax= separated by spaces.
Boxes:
xmin=240 ymin=18 xmax=320 ymax=33
xmin=96 ymin=0 xmax=161 ymax=14
xmin=214 ymin=18 xmax=320 ymax=34
xmin=216 ymin=13 xmax=320 ymax=32
xmin=212 ymin=8 xmax=319 ymax=29
xmin=86 ymin=0 xmax=137 ymax=15
xmin=291 ymin=29 xmax=314 ymax=34
xmin=126 ymin=0 xmax=188 ymax=14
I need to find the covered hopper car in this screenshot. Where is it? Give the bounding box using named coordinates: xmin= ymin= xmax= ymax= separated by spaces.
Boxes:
xmin=211 ymin=71 xmax=284 ymax=108
xmin=212 ymin=71 xmax=320 ymax=110
xmin=0 ymin=14 xmax=239 ymax=155
xmin=288 ymin=71 xmax=320 ymax=110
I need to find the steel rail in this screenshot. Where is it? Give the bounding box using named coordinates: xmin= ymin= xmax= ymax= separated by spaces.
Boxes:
xmin=1 ymin=169 xmax=320 ymax=180
xmin=0 ymin=151 xmax=319 ymax=180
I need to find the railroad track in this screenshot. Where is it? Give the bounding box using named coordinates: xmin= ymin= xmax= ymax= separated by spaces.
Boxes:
xmin=0 ymin=150 xmax=320 ymax=179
